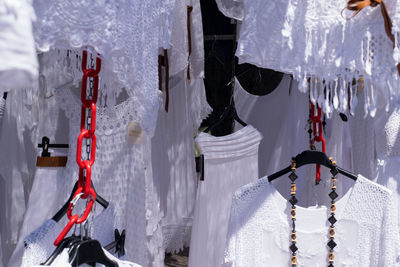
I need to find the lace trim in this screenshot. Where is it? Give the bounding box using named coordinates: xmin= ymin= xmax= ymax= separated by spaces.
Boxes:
xmin=162 ymin=225 xmax=192 ymax=253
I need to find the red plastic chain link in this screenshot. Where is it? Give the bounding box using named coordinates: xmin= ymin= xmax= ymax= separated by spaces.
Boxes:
xmin=310 ymin=103 xmax=326 ymax=184
xmin=54 ymin=50 xmax=101 ymax=246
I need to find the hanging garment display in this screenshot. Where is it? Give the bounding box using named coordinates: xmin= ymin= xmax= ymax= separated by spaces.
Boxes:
xmin=234 ymin=77 xmax=353 ymax=207
xmin=188 ymin=125 xmax=262 ymax=267
xmin=32 ymin=0 xmax=176 ymax=134
xmin=224 ymin=175 xmax=400 ymax=266
xmin=0 ymin=0 xmax=38 ymax=92
xmin=152 ymin=71 xmax=205 ymax=254
xmin=217 ymin=0 xmax=400 ymax=117
xmin=53 ymin=84 xmax=162 ymax=266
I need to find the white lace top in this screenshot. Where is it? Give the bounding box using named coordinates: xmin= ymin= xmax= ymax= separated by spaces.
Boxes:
xmin=52 ymin=85 xmax=163 ymax=266
xmin=20 ymin=205 xmax=117 ymax=267
xmin=0 ymin=0 xmax=38 ymax=93
xmin=224 ymin=175 xmax=400 ymax=267
xmin=221 ymin=0 xmax=400 ymax=117
xmin=33 ymin=0 xmax=176 ymax=134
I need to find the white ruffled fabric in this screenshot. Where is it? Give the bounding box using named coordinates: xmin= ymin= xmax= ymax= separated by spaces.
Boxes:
xmin=0 ymin=0 xmax=38 ymax=93
xmin=219 ymin=0 xmax=400 ymax=118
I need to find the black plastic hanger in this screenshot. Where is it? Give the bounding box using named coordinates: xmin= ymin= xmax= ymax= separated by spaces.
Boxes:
xmin=52 ymin=181 xmax=109 ymax=222
xmin=104 ymin=229 xmax=126 ymax=258
xmin=267 ymin=150 xmax=358 ymax=182
xmin=69 ymin=239 xmax=118 ymax=267
xmin=41 ymin=235 xmax=82 ymax=265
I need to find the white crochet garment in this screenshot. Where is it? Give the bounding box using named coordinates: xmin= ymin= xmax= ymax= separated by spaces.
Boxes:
xmin=53 ymin=85 xmax=163 ymax=266
xmin=218 ymin=0 xmax=400 ymax=118
xmin=224 ymin=175 xmax=400 ymax=267
xmin=32 ymin=0 xmax=176 ymax=134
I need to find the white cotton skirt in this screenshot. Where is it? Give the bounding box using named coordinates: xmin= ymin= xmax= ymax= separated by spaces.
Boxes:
xmin=188 ymin=125 xmax=262 ymax=267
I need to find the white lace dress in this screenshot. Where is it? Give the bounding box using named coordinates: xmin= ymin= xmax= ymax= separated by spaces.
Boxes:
xmin=32 ymin=0 xmax=176 ymax=134
xmin=0 ymin=0 xmax=38 ymax=93
xmin=219 ymin=0 xmax=400 ymax=117
xmin=188 ymin=125 xmax=262 ymax=267
xmin=224 ymin=175 xmax=400 ymax=267
xmin=53 ymin=85 xmax=163 ymax=267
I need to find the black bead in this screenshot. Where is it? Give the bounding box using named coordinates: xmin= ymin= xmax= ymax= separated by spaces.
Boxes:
xmin=289 ymin=172 xmax=298 ymax=181
xmin=328 ymin=239 xmax=337 ymax=249
xmin=329 ymin=190 xmax=338 ymax=200
xmin=330 ymin=168 xmax=338 ymax=176
xmin=328 ymin=264 xmax=334 ymax=267
xmin=328 ymin=215 xmax=337 ymax=225
xmin=308 ymin=129 xmax=312 ymax=134
xmin=289 ymin=196 xmax=298 ymax=206
xmin=290 ymin=243 xmax=298 ymax=253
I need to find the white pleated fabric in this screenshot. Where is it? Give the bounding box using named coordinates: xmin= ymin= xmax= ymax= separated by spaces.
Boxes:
xmin=188 ymin=125 xmax=262 ymax=267
xmin=0 ymin=0 xmax=38 ymax=93
xmin=234 ymin=76 xmax=353 ymax=208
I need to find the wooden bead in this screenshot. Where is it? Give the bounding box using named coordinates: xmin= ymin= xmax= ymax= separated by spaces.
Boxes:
xmin=329 ymin=252 xmax=334 ymax=261
xmin=331 ymin=204 xmax=336 ymax=212
xmin=330 ymin=227 xmax=335 ymax=237
xmin=291 ymin=256 xmax=297 ymax=265
xmin=291 ymin=209 xmax=296 ymax=218
xmin=291 ymin=232 xmax=296 ymax=241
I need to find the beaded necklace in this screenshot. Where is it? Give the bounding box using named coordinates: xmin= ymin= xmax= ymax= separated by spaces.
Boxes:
xmin=288 ymin=157 xmax=338 ymax=267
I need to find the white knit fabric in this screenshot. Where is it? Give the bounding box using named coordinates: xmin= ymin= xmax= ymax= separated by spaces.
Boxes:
xmin=33 ymin=0 xmax=176 ymax=134
xmin=224 ymin=175 xmax=400 ymax=267
xmin=188 ymin=125 xmax=262 ymax=267
xmin=16 ymin=204 xmax=116 ymax=267
xmin=30 ymin=248 xmax=142 ymax=267
xmin=0 ymin=0 xmax=38 ymax=93
xmin=53 ymin=85 xmax=163 ymax=266
xmin=226 ymin=0 xmax=400 ymax=117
